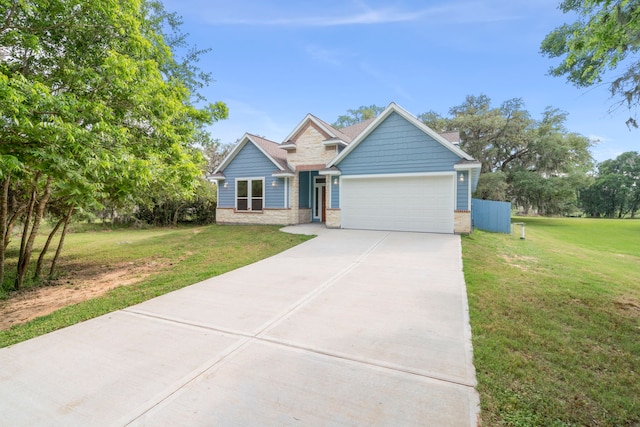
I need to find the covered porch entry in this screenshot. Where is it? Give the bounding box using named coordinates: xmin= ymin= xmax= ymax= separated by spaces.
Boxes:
xmin=298 ymin=171 xmax=326 ymax=223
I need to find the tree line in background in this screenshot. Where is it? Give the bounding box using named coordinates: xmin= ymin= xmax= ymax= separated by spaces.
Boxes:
xmin=336 ymin=99 xmax=639 ymax=219
xmin=0 ymin=0 xmax=227 ymax=290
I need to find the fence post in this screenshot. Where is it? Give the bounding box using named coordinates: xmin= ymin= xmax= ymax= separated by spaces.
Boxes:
xmin=512 ymin=222 xmax=526 ymax=239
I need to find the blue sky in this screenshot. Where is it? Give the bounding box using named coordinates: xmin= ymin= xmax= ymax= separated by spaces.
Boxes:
xmin=162 ymin=0 xmax=638 ymax=163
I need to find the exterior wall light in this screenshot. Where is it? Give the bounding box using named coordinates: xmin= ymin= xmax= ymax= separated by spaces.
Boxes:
xmin=333 ymin=178 xmax=338 ymax=185
xmin=272 ymin=179 xmax=277 ymax=187
xmin=223 ymin=182 xmax=228 ymax=188
xmin=459 ymin=173 xmax=465 ymax=182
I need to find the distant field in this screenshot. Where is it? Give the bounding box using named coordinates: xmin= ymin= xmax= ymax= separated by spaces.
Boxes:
xmin=462 ymin=217 xmax=640 ymax=426
xmin=0 ymin=224 xmax=311 ymax=347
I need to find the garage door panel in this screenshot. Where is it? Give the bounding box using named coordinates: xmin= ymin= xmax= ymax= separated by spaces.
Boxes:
xmin=341 ymin=176 xmax=453 ymax=233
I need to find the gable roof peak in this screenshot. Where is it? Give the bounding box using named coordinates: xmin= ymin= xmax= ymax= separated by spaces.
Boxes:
xmin=215 ymin=132 xmax=291 ymax=174
xmin=327 ymin=102 xmax=476 ymax=167
xmin=283 ymin=113 xmax=354 ymax=144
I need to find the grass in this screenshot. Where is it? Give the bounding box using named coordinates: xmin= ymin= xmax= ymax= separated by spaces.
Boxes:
xmin=0 ymin=224 xmax=312 ymax=347
xmin=462 ymin=217 xmax=640 ymax=426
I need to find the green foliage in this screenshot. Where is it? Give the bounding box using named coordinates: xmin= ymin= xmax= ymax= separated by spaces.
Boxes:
xmin=541 ymin=0 xmax=640 ymax=126
xmin=332 ymin=104 xmax=384 ymax=128
xmin=134 ymin=177 xmax=218 ymax=226
xmin=418 ymin=94 xmax=593 ymax=212
xmin=509 ymin=170 xmax=583 ymax=215
xmin=0 ymin=0 xmax=227 ymax=288
xmin=463 ymin=217 xmax=640 ymax=425
xmin=474 ymin=171 xmax=509 ymax=201
xmin=203 ymin=140 xmax=235 ymax=175
xmin=416 ymin=110 xmax=450 ymax=133
xmin=580 ymin=151 xmax=640 ymax=217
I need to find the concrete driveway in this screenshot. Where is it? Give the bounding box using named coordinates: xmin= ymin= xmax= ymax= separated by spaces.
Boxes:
xmin=0 ymin=226 xmax=479 ymax=426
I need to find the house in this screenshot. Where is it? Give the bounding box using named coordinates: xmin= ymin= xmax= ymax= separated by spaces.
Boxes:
xmin=211 ymin=102 xmax=481 ymax=233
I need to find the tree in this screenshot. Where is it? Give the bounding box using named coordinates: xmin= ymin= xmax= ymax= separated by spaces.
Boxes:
xmin=449 ymin=95 xmax=535 ymax=173
xmin=417 ymin=94 xmax=593 ymax=214
xmin=0 ymin=0 xmax=226 ymax=289
xmin=541 ymin=0 xmax=640 ymax=127
xmin=474 ymin=172 xmax=509 ymax=201
xmin=580 ymin=151 xmax=640 ymax=217
xmin=417 ymin=111 xmax=450 ymax=133
xmin=333 ymin=105 xmax=384 ymax=128
xmin=203 ymin=140 xmax=235 ymax=176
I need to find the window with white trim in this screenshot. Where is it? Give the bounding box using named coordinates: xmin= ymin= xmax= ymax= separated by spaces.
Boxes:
xmin=236 ymin=178 xmax=264 ymax=211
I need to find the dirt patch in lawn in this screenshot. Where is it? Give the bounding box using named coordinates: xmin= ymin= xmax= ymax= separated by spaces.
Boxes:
xmin=614 ymin=295 xmax=640 ymax=318
xmin=0 ymin=260 xmax=168 ymax=330
xmin=500 ymin=254 xmax=537 ymax=271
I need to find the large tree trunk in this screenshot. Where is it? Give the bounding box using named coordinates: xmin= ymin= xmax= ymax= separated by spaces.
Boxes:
xmin=172 ymin=203 xmax=184 ymax=227
xmin=34 ymin=214 xmax=66 ymax=280
xmin=0 ymin=176 xmax=9 ymax=287
xmin=49 ymin=205 xmax=74 ymax=278
xmin=15 ymin=175 xmax=52 ymax=290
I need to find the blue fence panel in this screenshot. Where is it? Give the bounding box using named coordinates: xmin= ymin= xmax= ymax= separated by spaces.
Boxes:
xmin=472 ymin=198 xmax=511 ymax=233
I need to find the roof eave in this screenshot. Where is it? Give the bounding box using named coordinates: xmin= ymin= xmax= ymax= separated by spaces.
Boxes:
xmin=323 ymin=139 xmax=347 ymax=147
xmin=454 ymin=162 xmax=482 ymax=170
xmin=318 ymin=167 xmax=342 ymax=176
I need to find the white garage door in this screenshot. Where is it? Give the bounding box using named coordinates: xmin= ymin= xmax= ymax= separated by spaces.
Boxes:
xmin=341 ymin=174 xmax=454 ymax=233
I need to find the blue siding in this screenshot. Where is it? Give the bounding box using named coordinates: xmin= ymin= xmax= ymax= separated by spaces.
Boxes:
xmin=337 ymin=112 xmax=462 ymax=175
xmin=457 ymin=171 xmax=469 ymax=210
xmin=299 ymin=172 xmax=310 ymax=208
xmin=472 ymin=198 xmax=511 ymax=233
xmin=331 ymin=177 xmax=339 ymax=208
xmin=218 ymin=142 xmax=285 ymax=208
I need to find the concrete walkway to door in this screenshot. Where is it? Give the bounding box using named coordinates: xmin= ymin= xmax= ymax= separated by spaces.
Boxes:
xmin=0 ymin=226 xmax=479 ymax=426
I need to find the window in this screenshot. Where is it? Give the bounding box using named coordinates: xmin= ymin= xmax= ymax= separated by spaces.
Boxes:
xmin=236 ymin=178 xmax=263 ymax=211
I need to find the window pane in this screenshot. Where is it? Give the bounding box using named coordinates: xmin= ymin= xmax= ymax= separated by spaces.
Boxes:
xmin=237 ymin=198 xmax=248 ymax=211
xmin=237 ymin=180 xmax=248 ymax=197
xmin=252 ymin=180 xmax=262 ymax=197
xmin=252 ymin=198 xmax=263 ymax=211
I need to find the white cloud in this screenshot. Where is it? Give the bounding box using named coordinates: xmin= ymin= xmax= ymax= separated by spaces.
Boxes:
xmin=189 ymin=1 xmax=520 ymax=28
xmin=209 ymin=8 xmax=427 ymax=26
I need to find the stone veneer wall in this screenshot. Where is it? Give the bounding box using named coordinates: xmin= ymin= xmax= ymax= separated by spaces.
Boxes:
xmin=286 ymin=123 xmax=337 ymax=168
xmin=454 ymin=210 xmax=471 ymax=234
xmin=298 ymin=208 xmax=311 ymax=224
xmin=289 ymin=174 xmax=299 ymax=215
xmin=216 ymin=208 xmax=296 ymax=225
xmin=326 ymin=209 xmax=341 ymax=228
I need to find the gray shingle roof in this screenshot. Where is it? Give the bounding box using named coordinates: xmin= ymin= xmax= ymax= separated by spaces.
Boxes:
xmin=339 ymin=118 xmax=376 ymax=142
xmin=439 ymin=131 xmax=460 ymax=144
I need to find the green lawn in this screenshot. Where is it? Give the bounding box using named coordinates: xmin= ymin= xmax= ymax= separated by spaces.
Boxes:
xmin=0 ymin=224 xmax=312 ymax=347
xmin=462 ymin=217 xmax=640 ymax=426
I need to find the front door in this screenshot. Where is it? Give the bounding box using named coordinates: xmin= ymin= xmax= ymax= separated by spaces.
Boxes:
xmin=313 ymin=177 xmax=326 ymax=222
